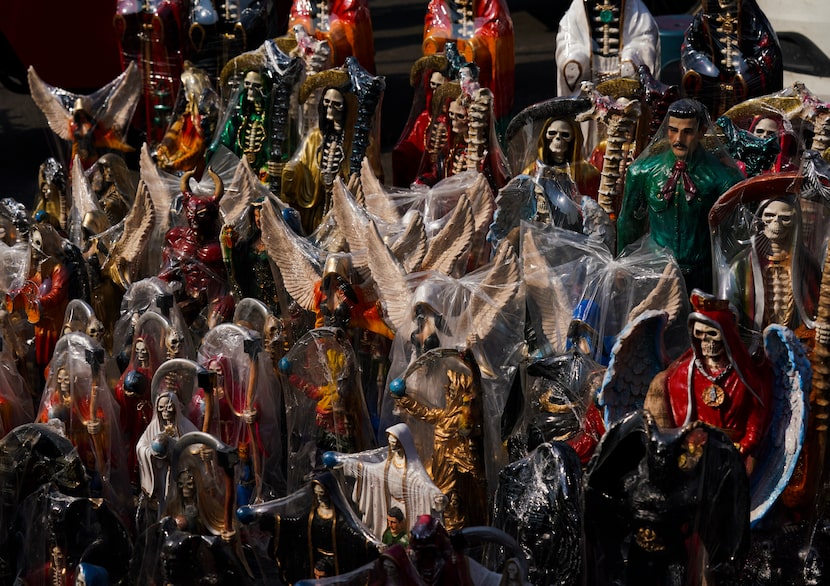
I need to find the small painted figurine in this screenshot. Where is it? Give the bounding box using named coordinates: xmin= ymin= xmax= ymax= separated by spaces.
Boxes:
xmin=28 ymin=64 xmax=141 ymax=169
xmin=32 ymin=158 xmax=69 ymax=233
xmin=390 ymin=351 xmax=486 ymax=531
xmin=236 ymin=472 xmax=382 ymax=584
xmin=617 ymin=98 xmax=743 ymax=292
xmin=324 ymin=422 xmax=445 ymax=539
xmin=422 ymin=0 xmax=514 ymax=125
xmin=156 ymin=62 xmax=220 ymax=175
xmin=6 ymin=224 xmax=90 ymax=374
xmin=288 ymin=0 xmax=376 ymax=73
xmin=158 ymin=168 xmax=234 ymax=326
xmin=681 ymin=0 xmax=783 ymax=118
xmin=114 ymin=0 xmax=188 ymax=145
xmin=555 ymin=0 xmax=659 ymax=97
xmin=88 ymin=153 xmax=135 ymax=226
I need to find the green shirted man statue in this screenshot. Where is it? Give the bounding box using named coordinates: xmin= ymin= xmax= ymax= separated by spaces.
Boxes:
xmin=617 ymin=98 xmax=744 ymax=293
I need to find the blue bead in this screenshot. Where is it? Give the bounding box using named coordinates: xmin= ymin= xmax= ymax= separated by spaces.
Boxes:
xmin=389 ymin=378 xmax=406 ymax=396
xmin=278 ymin=357 xmax=291 ymax=373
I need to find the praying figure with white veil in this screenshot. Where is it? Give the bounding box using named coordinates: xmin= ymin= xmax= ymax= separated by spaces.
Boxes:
xmin=324 ymin=422 xmax=445 ymax=539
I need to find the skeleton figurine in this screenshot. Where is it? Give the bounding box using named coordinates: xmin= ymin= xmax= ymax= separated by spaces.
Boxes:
xmin=681 ymin=0 xmax=784 ymax=118
xmin=32 ymin=158 xmax=69 ymax=233
xmin=555 ymin=0 xmax=659 ymax=97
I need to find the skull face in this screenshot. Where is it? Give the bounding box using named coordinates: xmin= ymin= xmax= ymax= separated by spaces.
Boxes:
xmin=134 ymin=339 xmax=149 ymax=367
xmin=545 ymin=119 xmax=574 ymax=164
xmin=387 ymin=432 xmax=402 ymax=455
xmin=761 ymin=199 xmax=795 ymax=245
xmin=243 ymin=71 xmax=265 ymax=104
xmin=322 ymin=88 xmax=345 ymax=127
xmin=428 ymin=71 xmax=446 ymax=92
xmin=30 ymin=228 xmax=46 ymax=262
xmin=177 ymin=471 xmax=196 ymax=499
xmin=166 ymin=329 xmax=183 ymax=357
xmin=448 ymin=99 xmax=468 ymax=136
xmin=753 ymin=117 xmax=779 ymax=139
xmin=86 ymin=319 xmax=104 ymax=342
xmin=313 ymin=482 xmax=331 ymax=507
xmin=157 ymin=394 xmax=176 ymax=425
xmin=692 ymin=321 xmax=724 ymax=359
xmin=57 ymin=368 xmax=71 ymax=396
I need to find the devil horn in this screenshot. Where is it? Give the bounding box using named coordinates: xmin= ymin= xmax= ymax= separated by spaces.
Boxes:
xmin=207 ymin=166 xmax=224 ymax=202
xmin=180 ymin=168 xmax=197 ymax=194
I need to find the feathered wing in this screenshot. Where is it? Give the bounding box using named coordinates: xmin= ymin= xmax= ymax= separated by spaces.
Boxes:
xmin=420 ymin=193 xmax=475 ymax=275
xmin=388 ymin=211 xmax=427 ymax=273
xmin=331 ymin=177 xmax=372 ymax=255
xmin=467 ymin=239 xmax=521 ymax=342
xmin=466 ymin=173 xmax=496 ymax=242
xmin=260 ymin=200 xmax=321 ymax=311
xmin=749 ymin=325 xmax=809 ymax=526
xmin=522 ymin=228 xmax=573 ymax=354
xmin=95 ymin=61 xmax=142 ymax=135
xmin=580 ymin=196 xmax=615 ymax=252
xmin=103 ymin=178 xmax=156 ymax=290
xmin=360 ymin=157 xmax=400 ymax=223
xmin=364 ymin=220 xmax=412 ymax=333
xmin=222 ymin=157 xmax=269 ymax=228
xmin=598 ymin=310 xmax=669 ymax=428
xmin=139 ymin=143 xmax=177 ymax=275
xmin=68 ymin=155 xmax=102 ymax=247
xmin=27 ymin=66 xmax=73 ymax=141
xmin=627 ymin=262 xmax=686 ymax=326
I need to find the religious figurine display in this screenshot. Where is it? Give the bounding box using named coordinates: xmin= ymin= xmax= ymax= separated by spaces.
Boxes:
xmin=156 ymin=62 xmax=221 ymax=175
xmin=114 ymin=0 xmax=188 ymax=145
xmin=288 ymin=0 xmax=376 ymax=73
xmin=158 ymin=167 xmax=235 ymax=326
xmin=617 ymin=98 xmax=744 ymax=293
xmin=281 ymin=58 xmax=385 ymax=234
xmin=27 ymin=63 xmax=141 ymax=170
xmin=323 ymin=422 xmax=445 ymax=540
xmin=584 ymin=411 xmax=750 ymax=585
xmin=236 ymin=472 xmax=382 ymax=584
xmin=422 ymin=0 xmax=514 ymax=126
xmin=88 ymin=153 xmax=136 ymax=227
xmin=555 ymin=0 xmax=659 ymax=98
xmin=680 ymin=0 xmax=783 ymax=118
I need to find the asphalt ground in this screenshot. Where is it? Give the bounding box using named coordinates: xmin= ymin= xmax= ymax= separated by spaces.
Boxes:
xmin=0 ymin=0 xmax=570 ymax=209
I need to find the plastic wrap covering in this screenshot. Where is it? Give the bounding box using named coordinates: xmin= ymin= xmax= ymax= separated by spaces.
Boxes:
xmin=35 ymin=333 xmax=130 ymax=511
xmin=289 ymin=0 xmax=376 ymax=73
xmin=236 ymin=471 xmax=382 ymax=583
xmin=0 ymin=320 xmax=35 ymax=439
xmin=680 ymin=0 xmax=783 ymax=119
xmin=491 ymin=441 xmax=584 ymax=586
xmin=114 ymin=0 xmax=188 ymax=145
xmin=156 ymin=62 xmax=221 ymax=175
xmin=585 ymin=412 xmax=750 ymax=585
xmin=280 ymin=327 xmax=375 ymax=490
xmin=324 ymin=422 xmax=445 ymax=540
xmin=423 ymin=0 xmax=514 ymax=123
xmin=710 ymin=172 xmax=827 ymax=352
xmin=196 ymin=322 xmax=284 ymax=500
xmin=12 ymin=487 xmax=132 ymax=586
xmin=617 ymin=97 xmax=743 ymax=293
xmin=0 ymin=424 xmax=87 ymax=583
xmin=113 ymin=277 xmax=194 ymax=369
xmin=186 ymin=0 xmax=269 ymax=83
xmin=555 ymin=0 xmax=659 ymax=98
